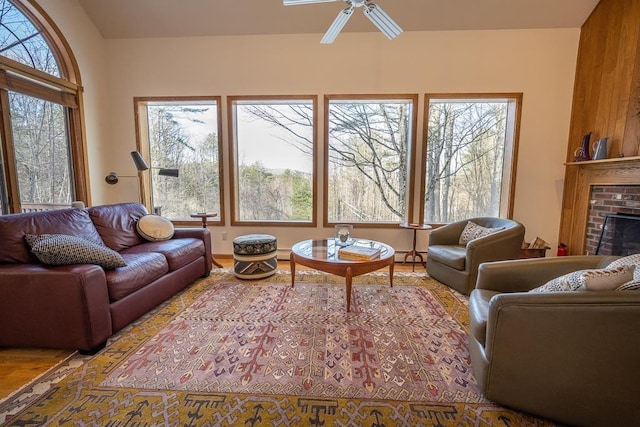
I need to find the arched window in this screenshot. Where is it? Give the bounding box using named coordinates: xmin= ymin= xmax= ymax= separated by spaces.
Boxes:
xmin=0 ymin=0 xmax=87 ymax=214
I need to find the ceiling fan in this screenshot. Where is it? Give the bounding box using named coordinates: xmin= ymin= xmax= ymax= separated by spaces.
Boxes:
xmin=283 ymin=0 xmax=403 ymax=44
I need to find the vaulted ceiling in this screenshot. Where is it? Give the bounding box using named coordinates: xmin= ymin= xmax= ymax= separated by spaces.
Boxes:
xmin=77 ymin=0 xmax=600 ymax=39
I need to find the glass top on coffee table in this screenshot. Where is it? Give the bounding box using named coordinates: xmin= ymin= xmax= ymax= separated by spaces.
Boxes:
xmin=292 ymin=238 xmax=393 ymax=262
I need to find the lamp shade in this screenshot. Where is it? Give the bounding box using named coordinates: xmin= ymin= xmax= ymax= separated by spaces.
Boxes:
xmin=158 ymin=168 xmax=179 ymax=177
xmin=130 ymin=151 xmax=149 ymax=171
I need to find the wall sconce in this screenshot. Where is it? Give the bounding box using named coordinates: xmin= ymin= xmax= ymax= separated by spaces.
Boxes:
xmin=105 ymin=171 xmax=120 ymax=184
xmin=130 ymin=151 xmax=179 ymax=177
xmin=105 ymin=153 xmax=179 ymax=185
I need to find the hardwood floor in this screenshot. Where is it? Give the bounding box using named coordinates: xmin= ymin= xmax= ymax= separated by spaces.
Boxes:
xmin=0 ymin=259 xmax=423 ymax=400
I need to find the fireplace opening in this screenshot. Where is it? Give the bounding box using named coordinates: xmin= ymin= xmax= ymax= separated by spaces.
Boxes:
xmin=595 ymin=213 xmax=640 ymax=256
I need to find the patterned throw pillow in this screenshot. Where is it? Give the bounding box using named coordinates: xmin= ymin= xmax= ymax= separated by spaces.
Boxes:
xmin=458 ymin=221 xmax=505 ymax=245
xmin=136 ymin=214 xmax=175 ymax=241
xmin=25 ymin=234 xmax=126 ymax=270
xmin=530 ymin=265 xmax=635 ymax=293
xmin=606 ymin=253 xmax=640 ymax=281
xmin=616 ymin=280 xmax=640 ymax=291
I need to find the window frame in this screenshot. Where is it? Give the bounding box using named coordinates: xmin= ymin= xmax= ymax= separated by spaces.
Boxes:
xmin=419 ymin=93 xmax=522 ymax=225
xmin=133 ymin=95 xmax=224 ymax=226
xmin=323 ymin=93 xmax=418 ymax=229
xmin=227 ymin=95 xmax=318 ymax=227
xmin=0 ymin=0 xmax=86 ymax=214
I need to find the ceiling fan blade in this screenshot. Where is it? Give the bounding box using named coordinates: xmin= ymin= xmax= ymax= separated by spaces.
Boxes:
xmin=363 ymin=3 xmax=403 ymax=40
xmin=320 ymin=7 xmax=354 ymax=44
xmin=283 ymin=0 xmax=338 ymax=5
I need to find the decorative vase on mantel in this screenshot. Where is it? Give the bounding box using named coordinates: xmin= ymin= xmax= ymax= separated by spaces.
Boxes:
xmin=574 ymin=132 xmax=592 ymax=161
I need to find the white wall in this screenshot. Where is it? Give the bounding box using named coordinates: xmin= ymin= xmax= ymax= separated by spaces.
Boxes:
xmin=37 ymin=1 xmax=580 ymax=257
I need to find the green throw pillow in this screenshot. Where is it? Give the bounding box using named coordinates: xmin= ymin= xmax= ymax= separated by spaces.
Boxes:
xmin=25 ymin=233 xmax=126 ymax=270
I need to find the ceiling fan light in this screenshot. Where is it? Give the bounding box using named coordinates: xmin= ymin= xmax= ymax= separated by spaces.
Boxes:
xmin=364 ymin=4 xmax=403 ymax=40
xmin=283 ymin=0 xmax=336 ymax=5
xmin=320 ymin=7 xmax=353 ymax=44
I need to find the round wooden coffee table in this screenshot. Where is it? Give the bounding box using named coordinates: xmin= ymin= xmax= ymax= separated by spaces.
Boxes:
xmin=290 ymin=238 xmax=395 ymax=312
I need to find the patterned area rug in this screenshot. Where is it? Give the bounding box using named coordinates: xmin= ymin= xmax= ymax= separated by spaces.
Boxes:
xmin=0 ymin=269 xmax=553 ymax=426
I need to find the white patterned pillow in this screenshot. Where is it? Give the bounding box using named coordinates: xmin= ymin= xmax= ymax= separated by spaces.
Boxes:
xmin=458 ymin=221 xmax=505 ymax=245
xmin=136 ymin=214 xmax=175 ymax=241
xmin=25 ymin=234 xmax=126 ymax=270
xmin=616 ymin=280 xmax=640 ymax=291
xmin=606 ymin=253 xmax=640 ymax=281
xmin=530 ymin=265 xmax=635 ymax=293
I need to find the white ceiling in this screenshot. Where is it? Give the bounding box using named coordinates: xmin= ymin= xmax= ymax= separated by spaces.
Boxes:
xmin=76 ymin=0 xmax=600 ymax=40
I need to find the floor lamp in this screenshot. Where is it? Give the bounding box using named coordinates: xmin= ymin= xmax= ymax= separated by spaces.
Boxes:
xmin=130 ymin=151 xmax=179 ymax=211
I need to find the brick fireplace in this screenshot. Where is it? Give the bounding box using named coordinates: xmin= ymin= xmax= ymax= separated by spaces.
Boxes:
xmin=560 ymin=159 xmax=640 ymax=255
xmin=585 ymin=185 xmax=640 ymax=255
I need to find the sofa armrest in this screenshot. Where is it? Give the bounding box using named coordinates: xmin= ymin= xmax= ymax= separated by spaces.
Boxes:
xmin=483 ymin=291 xmax=640 ymax=425
xmin=475 ymin=255 xmax=617 ymax=293
xmin=173 ymin=227 xmax=212 ymax=272
xmin=0 ymin=264 xmax=112 ymax=352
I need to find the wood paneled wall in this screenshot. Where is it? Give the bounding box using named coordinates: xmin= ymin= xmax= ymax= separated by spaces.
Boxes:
xmin=559 ymin=0 xmax=640 ymax=254
xmin=568 ymin=0 xmax=640 ymax=159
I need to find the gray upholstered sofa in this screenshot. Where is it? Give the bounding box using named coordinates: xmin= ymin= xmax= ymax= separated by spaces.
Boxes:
xmin=468 ymin=255 xmax=640 ymax=426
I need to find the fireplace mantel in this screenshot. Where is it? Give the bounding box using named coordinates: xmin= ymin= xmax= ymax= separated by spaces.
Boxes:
xmin=559 ymin=157 xmax=640 ymax=255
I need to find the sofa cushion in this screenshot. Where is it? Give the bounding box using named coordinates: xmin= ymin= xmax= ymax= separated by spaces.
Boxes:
xmin=122 ymin=238 xmax=205 ymax=271
xmin=24 ymin=234 xmax=126 ymax=270
xmin=458 ymin=221 xmax=505 ymax=245
xmin=136 ymin=214 xmax=175 ymax=241
xmin=530 ymin=265 xmax=635 ymax=293
xmin=0 ymin=208 xmax=104 ymax=264
xmin=427 ymin=245 xmax=466 ymax=270
xmin=105 ymin=252 xmax=168 ymax=302
xmin=88 ymin=203 xmax=148 ymax=252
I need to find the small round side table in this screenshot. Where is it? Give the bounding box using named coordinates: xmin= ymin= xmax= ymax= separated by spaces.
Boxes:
xmin=190 ymin=212 xmax=223 ymax=268
xmin=400 ymin=223 xmax=432 ymax=272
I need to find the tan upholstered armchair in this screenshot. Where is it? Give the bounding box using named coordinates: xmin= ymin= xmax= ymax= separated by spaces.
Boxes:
xmin=469 ymin=256 xmax=640 ymax=426
xmin=426 ymin=217 xmax=525 ymax=295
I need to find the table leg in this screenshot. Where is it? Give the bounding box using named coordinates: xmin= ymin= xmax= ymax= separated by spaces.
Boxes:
xmin=402 ymin=229 xmax=424 ymax=272
xmin=345 ymin=266 xmax=353 ymax=312
xmin=389 ymin=261 xmax=394 ymax=288
xmin=212 ymin=256 xmax=223 ymax=268
xmin=290 ymin=252 xmax=296 ymax=288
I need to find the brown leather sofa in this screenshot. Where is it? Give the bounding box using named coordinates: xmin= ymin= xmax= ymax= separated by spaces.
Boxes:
xmin=426 ymin=217 xmax=525 ymax=295
xmin=469 ymin=256 xmax=640 ymax=426
xmin=0 ymin=202 xmax=212 ymax=353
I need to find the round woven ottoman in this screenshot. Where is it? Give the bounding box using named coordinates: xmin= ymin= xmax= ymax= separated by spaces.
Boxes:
xmin=232 ymin=234 xmax=278 ymax=279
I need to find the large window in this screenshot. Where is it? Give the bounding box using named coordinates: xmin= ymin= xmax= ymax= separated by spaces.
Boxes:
xmin=229 ymin=96 xmax=316 ymax=225
xmin=135 ymin=97 xmax=223 ymax=222
xmin=0 ymin=0 xmax=85 ymax=214
xmin=422 ymin=94 xmax=521 ymax=223
xmin=325 ymin=95 xmax=417 ymax=225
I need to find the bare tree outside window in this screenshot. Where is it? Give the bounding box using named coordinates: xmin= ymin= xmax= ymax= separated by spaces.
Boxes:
xmin=239 ymin=96 xmax=415 ymax=224
xmin=10 ymin=91 xmax=72 ymax=206
xmin=327 ymin=99 xmax=412 ymax=223
xmin=143 ymin=101 xmax=221 ymax=220
xmin=0 ymin=0 xmax=60 ymax=77
xmin=0 ymin=0 xmax=75 ymax=213
xmin=424 ymin=97 xmax=519 ymax=223
xmin=232 ymin=99 xmax=315 ymax=223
